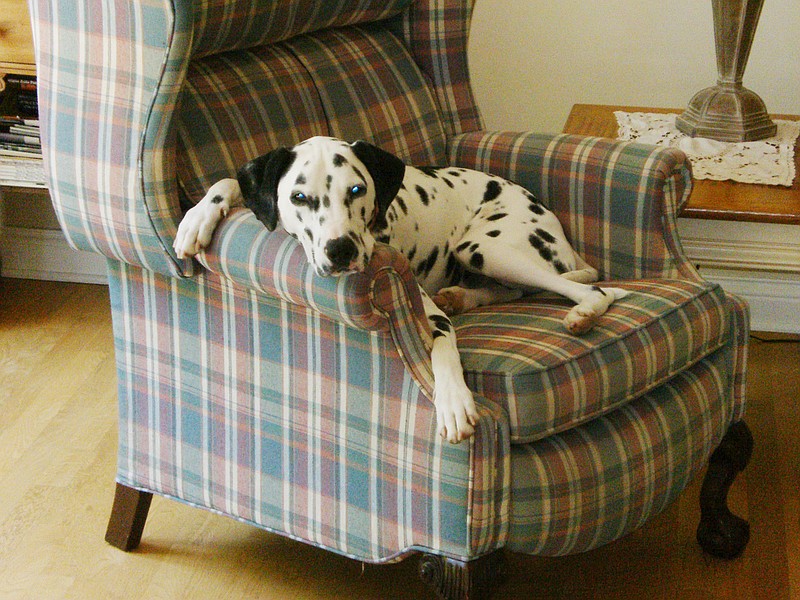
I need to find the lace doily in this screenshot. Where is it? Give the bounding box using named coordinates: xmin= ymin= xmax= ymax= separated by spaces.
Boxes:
xmin=615 ymin=111 xmax=800 ymax=187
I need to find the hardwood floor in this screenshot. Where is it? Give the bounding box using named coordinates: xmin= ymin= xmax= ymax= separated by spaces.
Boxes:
xmin=1 ymin=277 xmax=797 ymax=599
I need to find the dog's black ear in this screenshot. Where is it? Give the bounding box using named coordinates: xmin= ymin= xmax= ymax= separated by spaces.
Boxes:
xmin=236 ymin=147 xmax=296 ymax=231
xmin=350 ymin=140 xmax=405 ymax=229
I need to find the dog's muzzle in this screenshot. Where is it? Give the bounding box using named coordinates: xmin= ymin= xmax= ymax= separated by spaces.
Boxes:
xmin=323 ymin=236 xmax=360 ymax=275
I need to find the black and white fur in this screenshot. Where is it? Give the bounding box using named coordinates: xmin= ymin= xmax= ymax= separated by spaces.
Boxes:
xmin=174 ymin=137 xmax=627 ymax=444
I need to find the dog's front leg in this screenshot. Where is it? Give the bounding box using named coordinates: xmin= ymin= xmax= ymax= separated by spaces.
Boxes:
xmin=421 ymin=292 xmax=478 ymax=443
xmin=174 ymin=178 xmax=243 ymax=258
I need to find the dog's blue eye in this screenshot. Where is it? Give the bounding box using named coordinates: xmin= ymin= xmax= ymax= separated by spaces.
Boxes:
xmin=291 ymin=192 xmax=308 ymax=205
xmin=350 ymin=184 xmax=366 ymax=197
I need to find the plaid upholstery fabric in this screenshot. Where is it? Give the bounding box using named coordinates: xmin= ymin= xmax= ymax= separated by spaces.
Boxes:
xmin=397 ymin=0 xmax=484 ymax=137
xmin=177 ymin=43 xmax=329 ymax=202
xmin=507 ymin=346 xmax=735 ymax=556
xmin=109 ymin=260 xmax=510 ymax=561
xmin=286 ymin=27 xmax=447 ymax=164
xmin=452 ymin=279 xmax=732 ymax=443
xmin=177 ymin=25 xmax=448 ymax=202
xmin=30 ymin=0 xmax=194 ymax=277
xmin=190 ymin=0 xmax=413 ymax=58
xmin=195 ymin=208 xmax=433 ymax=349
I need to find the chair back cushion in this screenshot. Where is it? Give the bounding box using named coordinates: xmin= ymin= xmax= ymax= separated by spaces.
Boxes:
xmin=177 ymin=25 xmax=447 ymax=202
xmin=190 ymin=0 xmax=413 ymax=57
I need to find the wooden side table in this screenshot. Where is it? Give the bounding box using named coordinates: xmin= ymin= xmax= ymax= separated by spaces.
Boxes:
xmin=563 ymin=104 xmax=800 ymax=225
xmin=563 ymin=104 xmax=800 ymax=334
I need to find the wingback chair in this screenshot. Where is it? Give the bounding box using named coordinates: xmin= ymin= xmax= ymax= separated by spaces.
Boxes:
xmin=30 ymin=0 xmax=753 ymax=597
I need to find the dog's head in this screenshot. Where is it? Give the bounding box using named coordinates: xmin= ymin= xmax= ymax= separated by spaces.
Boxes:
xmin=237 ymin=136 xmax=405 ymax=276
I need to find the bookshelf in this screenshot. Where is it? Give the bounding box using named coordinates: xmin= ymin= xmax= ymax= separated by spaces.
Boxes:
xmin=1 ymin=0 xmax=43 ymax=189
xmin=0 ymin=0 xmax=37 ymax=77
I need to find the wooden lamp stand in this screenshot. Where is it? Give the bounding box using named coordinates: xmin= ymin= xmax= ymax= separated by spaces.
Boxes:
xmin=676 ymin=0 xmax=777 ymax=142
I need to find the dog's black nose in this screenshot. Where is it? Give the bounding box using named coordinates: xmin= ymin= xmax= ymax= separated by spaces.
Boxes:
xmin=324 ymin=237 xmax=358 ymax=272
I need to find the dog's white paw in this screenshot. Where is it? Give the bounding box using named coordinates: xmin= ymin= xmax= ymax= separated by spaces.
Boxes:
xmin=174 ymin=179 xmax=240 ymax=259
xmin=563 ymin=286 xmax=627 ymax=335
xmin=434 ymin=381 xmax=479 ymax=444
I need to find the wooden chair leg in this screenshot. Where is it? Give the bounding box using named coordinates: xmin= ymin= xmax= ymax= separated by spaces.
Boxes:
xmin=105 ymin=483 xmax=153 ymax=551
xmin=418 ymin=550 xmax=505 ymax=600
xmin=697 ymin=420 xmax=754 ymax=559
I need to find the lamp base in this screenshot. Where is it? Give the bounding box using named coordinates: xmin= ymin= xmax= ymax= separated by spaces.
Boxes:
xmin=676 ymin=84 xmax=777 ymax=142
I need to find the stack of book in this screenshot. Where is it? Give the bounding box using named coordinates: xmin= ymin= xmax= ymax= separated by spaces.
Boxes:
xmin=0 ymin=73 xmax=46 ymax=188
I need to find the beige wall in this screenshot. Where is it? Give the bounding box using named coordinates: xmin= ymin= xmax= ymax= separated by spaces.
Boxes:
xmin=468 ymin=0 xmax=800 ymax=133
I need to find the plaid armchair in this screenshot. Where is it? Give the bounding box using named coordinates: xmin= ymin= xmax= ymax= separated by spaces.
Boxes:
xmin=30 ymin=0 xmax=753 ymax=597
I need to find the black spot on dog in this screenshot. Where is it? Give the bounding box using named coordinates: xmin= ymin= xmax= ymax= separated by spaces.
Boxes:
xmin=407 ymin=245 xmax=417 ymax=262
xmin=592 ymin=285 xmax=607 ymax=296
xmin=376 ymin=234 xmax=390 ymax=244
xmin=445 ymin=253 xmax=464 ymax=283
xmin=332 ymin=154 xmax=347 ymax=167
xmin=486 ymin=213 xmax=507 ymax=222
xmin=448 ymin=170 xmax=463 ymax=177
xmin=430 ymin=313 xmax=451 ymax=333
xmin=470 ymin=252 xmax=484 ymax=270
xmin=535 ymin=228 xmax=556 ymax=244
xmin=416 ymin=247 xmax=439 ymax=278
xmin=442 ymin=177 xmax=455 ymax=189
xmin=323 ymin=195 xmax=330 ymax=208
xmin=456 ymin=240 xmax=471 ymax=253
xmin=415 ymin=185 xmax=430 ymax=206
xmin=419 ymin=166 xmax=441 ymax=178
xmin=529 ymin=233 xmax=553 ymax=261
xmin=211 ymin=194 xmax=224 ymax=204
xmin=482 ymin=180 xmax=502 ymax=204
xmin=554 ymin=260 xmax=568 ymax=274
xmin=326 ymin=175 xmax=332 ymax=190
xmin=430 ymin=314 xmax=452 ymax=339
xmin=526 ymin=192 xmax=546 ymax=215
xmin=295 ymin=173 xmax=307 ymax=186
xmin=485 ymin=230 xmax=501 ymax=238
xmin=395 ymin=196 xmax=408 ymax=214
xmin=304 ymin=228 xmax=313 ymax=242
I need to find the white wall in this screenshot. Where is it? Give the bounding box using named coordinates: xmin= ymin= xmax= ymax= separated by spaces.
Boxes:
xmin=468 ymin=0 xmax=800 ymax=133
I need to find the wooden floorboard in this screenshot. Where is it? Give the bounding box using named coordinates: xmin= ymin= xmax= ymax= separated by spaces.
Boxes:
xmin=0 ymin=277 xmax=797 ymax=599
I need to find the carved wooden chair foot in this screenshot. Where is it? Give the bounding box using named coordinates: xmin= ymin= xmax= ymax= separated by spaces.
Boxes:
xmin=419 ymin=550 xmax=506 ymax=600
xmin=105 ymin=483 xmax=153 ymax=552
xmin=696 ymin=420 xmax=754 ymax=559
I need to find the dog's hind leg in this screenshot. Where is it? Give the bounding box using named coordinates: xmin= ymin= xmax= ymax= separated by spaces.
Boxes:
xmin=559 ymin=250 xmax=599 ymax=284
xmin=453 ymin=244 xmax=627 ymax=334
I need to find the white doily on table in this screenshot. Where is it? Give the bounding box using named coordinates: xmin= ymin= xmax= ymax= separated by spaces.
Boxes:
xmin=615 ymin=111 xmax=800 ymax=187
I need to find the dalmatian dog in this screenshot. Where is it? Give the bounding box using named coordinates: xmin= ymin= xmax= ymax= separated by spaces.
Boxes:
xmin=174 ymin=136 xmax=628 ymax=444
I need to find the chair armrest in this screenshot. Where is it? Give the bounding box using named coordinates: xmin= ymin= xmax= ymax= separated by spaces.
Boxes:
xmin=449 ymin=131 xmax=699 ymax=281
xmin=196 ymin=208 xmax=437 ymax=395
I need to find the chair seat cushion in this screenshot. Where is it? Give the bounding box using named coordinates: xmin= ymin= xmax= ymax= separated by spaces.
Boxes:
xmin=452 ymin=279 xmax=730 ymax=444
